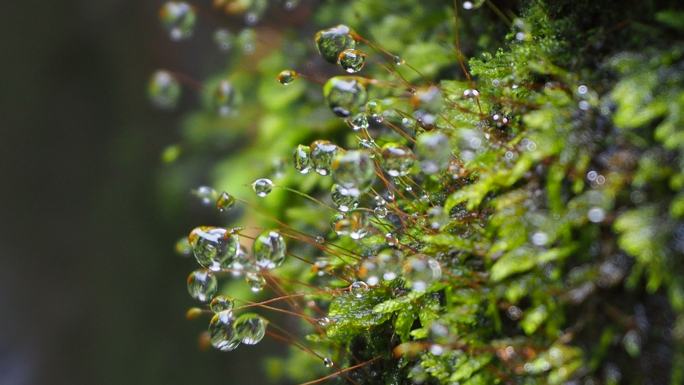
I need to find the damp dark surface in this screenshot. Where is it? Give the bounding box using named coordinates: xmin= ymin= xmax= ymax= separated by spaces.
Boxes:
xmin=0 ymin=1 xmax=271 ymax=384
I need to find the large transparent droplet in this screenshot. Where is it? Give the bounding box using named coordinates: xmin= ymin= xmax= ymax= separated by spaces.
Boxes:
xmin=148 ymin=70 xmax=181 ymax=109
xmin=294 ymin=144 xmax=312 ymax=174
xmin=251 ymin=178 xmax=273 ymax=197
xmin=245 ymin=271 xmax=266 ymax=292
xmin=234 ymin=313 xmax=267 ymax=345
xmin=331 ymin=150 xmax=375 ymax=191
xmin=253 ymin=230 xmax=287 ymax=269
xmin=323 ymin=76 xmax=368 ymax=117
xmin=333 ymin=211 xmax=369 ymax=239
xmin=212 ymin=80 xmax=237 ymax=116
xmin=208 ymin=310 xmax=241 ymax=351
xmin=331 ymin=184 xmax=359 ymax=212
xmin=350 ymin=281 xmax=369 ymax=298
xmin=187 ymin=269 xmax=218 ymax=302
xmin=210 ymin=295 xmax=234 ymax=313
xmin=403 ymin=257 xmax=442 ymax=292
xmin=416 ymin=131 xmax=451 ymax=174
xmin=310 ymin=140 xmax=339 ymax=176
xmin=338 ymin=49 xmax=366 ymax=73
xmin=188 ymin=226 xmax=240 ymax=270
xmin=159 ymin=2 xmax=196 ymax=41
xmin=314 ymin=25 xmax=356 ymax=63
xmin=381 ymin=143 xmax=415 ymax=177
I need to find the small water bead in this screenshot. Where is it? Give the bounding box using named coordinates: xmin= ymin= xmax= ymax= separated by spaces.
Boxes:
xmin=251 ymin=178 xmax=273 ymax=197
xmin=310 ymin=140 xmax=339 ymax=175
xmin=213 ymin=29 xmax=234 ymax=51
xmin=350 ymin=281 xmax=369 ymax=298
xmin=381 ymin=143 xmax=415 ymax=177
xmin=237 ymin=28 xmax=257 ymax=54
xmin=323 ymin=76 xmax=368 ymax=117
xmin=277 ymin=69 xmax=298 ymax=85
xmin=208 ymin=310 xmax=241 ymax=351
xmin=188 ymin=226 xmax=240 ymax=270
xmin=175 ymin=237 xmax=192 ymax=257
xmin=216 ymin=191 xmax=236 ymax=212
xmin=245 ymin=271 xmax=266 ymax=292
xmin=317 ymin=316 xmax=331 ymax=328
xmin=148 ymin=70 xmax=181 ymax=109
xmin=253 ymin=230 xmax=287 ymax=269
xmin=462 ymin=0 xmax=485 ymax=9
xmin=234 ymin=313 xmax=267 ymax=345
xmin=323 ymin=357 xmax=334 ymax=368
xmin=416 ymin=131 xmax=452 ymax=174
xmin=385 ymin=233 xmax=398 ymax=246
xmin=427 ymin=206 xmax=449 ymax=229
xmin=212 ymin=80 xmax=237 ymax=116
xmin=393 ymin=55 xmax=405 ymax=65
xmin=187 ymin=269 xmax=218 ymax=302
xmin=230 ymin=244 xmax=251 ymax=277
xmin=159 ymin=2 xmax=196 ymax=41
xmin=332 ymin=150 xmax=375 ymax=191
xmin=291 ymin=144 xmax=312 ymax=174
xmin=347 ymin=113 xmax=369 ymax=131
xmin=331 ymin=184 xmax=359 ymax=212
xmin=365 ymin=100 xmax=384 ymax=123
xmin=283 ymin=0 xmax=300 ymax=10
xmin=314 ymin=25 xmax=356 ymax=63
xmin=338 ymin=49 xmax=366 ymax=73
xmin=210 ymin=295 xmax=234 ymax=313
xmin=374 ymin=206 xmax=388 ymax=218
xmin=333 ymin=211 xmax=369 ymax=239
xmin=463 ymin=89 xmax=480 ymax=98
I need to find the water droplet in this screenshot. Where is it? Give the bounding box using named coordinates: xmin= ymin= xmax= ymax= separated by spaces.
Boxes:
xmin=462 ymin=0 xmax=484 ymax=9
xmin=347 ymin=113 xmax=369 ymax=131
xmin=338 ymin=49 xmax=366 ymax=73
xmin=350 ymin=281 xmax=369 ymax=298
xmin=234 ymin=313 xmax=267 ymax=345
xmin=381 ymin=143 xmax=415 ymax=177
xmin=159 ymin=2 xmax=196 ymax=41
xmin=245 ymin=271 xmax=266 ymax=292
xmin=323 ymin=76 xmax=368 ymax=117
xmin=332 ymin=150 xmax=375 ymax=191
xmin=393 ymin=55 xmax=405 ymax=65
xmin=188 ymin=226 xmax=240 ymax=270
xmin=208 ymin=310 xmax=241 ymax=351
xmin=310 ymin=140 xmax=339 ymax=175
xmin=283 ymin=0 xmax=299 ymax=10
xmin=416 ymin=131 xmax=451 ymax=174
xmin=251 ymin=178 xmax=273 ymax=197
xmin=216 ymin=191 xmax=236 ymax=212
xmin=187 ymin=269 xmax=218 ymax=302
xmin=427 ymin=206 xmax=449 ymax=229
xmin=365 ymin=100 xmax=383 ymax=123
xmin=317 ymin=316 xmax=331 ymax=327
xmin=213 ymin=28 xmax=234 ymax=51
xmin=229 ymin=244 xmax=252 ymax=277
xmin=587 ymin=207 xmax=605 ymax=223
xmin=277 ymin=69 xmax=298 ymax=85
xmin=192 ymin=186 xmax=218 ymax=205
xmin=148 ymin=70 xmax=181 ymax=109
xmin=293 ymin=144 xmax=313 ymax=174
xmin=463 ymin=89 xmax=480 ymax=98
xmin=333 ymin=211 xmax=369 ymax=239
xmin=253 ymin=230 xmax=287 ymax=269
xmin=314 ymin=25 xmax=356 ymax=63
xmin=374 ymin=205 xmax=388 ymax=218
xmin=385 ymin=233 xmax=398 ymax=246
xmin=403 ymin=257 xmax=441 ymax=292
xmin=210 ymin=295 xmax=234 ymax=313
xmin=331 ymin=184 xmax=359 ymax=212
xmin=212 ymin=80 xmax=237 ymax=116
xmin=175 ymin=236 xmax=192 ymax=257
xmin=323 ymin=357 xmax=334 ymax=368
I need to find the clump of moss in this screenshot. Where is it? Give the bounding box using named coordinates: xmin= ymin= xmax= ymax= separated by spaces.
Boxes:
xmin=154 ymin=0 xmax=684 ymax=384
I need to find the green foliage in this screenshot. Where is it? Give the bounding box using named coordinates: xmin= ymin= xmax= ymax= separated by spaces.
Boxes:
xmin=157 ymin=0 xmax=684 ymax=384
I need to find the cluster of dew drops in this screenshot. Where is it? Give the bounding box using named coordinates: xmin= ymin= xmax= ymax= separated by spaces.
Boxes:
xmin=150 ymin=0 xmax=499 ymax=360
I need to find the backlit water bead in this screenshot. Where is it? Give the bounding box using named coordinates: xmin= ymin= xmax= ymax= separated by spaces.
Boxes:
xmin=310 ymin=140 xmax=339 ymax=176
xmin=381 ymin=143 xmax=415 ymax=177
xmin=229 ymin=244 xmax=251 ymax=277
xmin=333 ymin=211 xmax=369 ymax=239
xmin=208 ymin=310 xmax=241 ymax=351
xmin=338 ymin=49 xmax=366 ymax=73
xmin=332 ymin=150 xmax=375 ymax=191
xmin=253 ymin=230 xmax=287 ymax=269
xmin=277 ymin=69 xmax=297 ymax=85
xmin=188 ymin=226 xmax=240 ymax=270
xmin=314 ymin=24 xmax=356 ymax=63
xmin=212 ymin=80 xmax=237 ymax=116
xmin=323 ymin=357 xmax=334 ymax=368
xmin=159 ymin=2 xmax=196 ymax=41
xmin=293 ymin=144 xmax=312 ymax=174
xmin=323 ymin=76 xmax=368 ymax=117
xmin=331 ymin=184 xmax=359 ymax=212
xmin=192 ymin=186 xmax=219 ymax=205
xmin=416 ymin=131 xmax=452 ymax=174
xmin=348 ymin=113 xmax=369 ymax=132
xmin=251 ymin=178 xmax=273 ymax=197
xmin=245 ymin=271 xmax=266 ymax=292
xmin=234 ymin=313 xmax=267 ymax=345
xmin=216 ymin=191 xmax=236 ymax=212
xmin=148 ymin=70 xmax=181 ymax=109
xmin=210 ymin=295 xmax=234 ymax=313
xmin=350 ymin=281 xmax=369 ymax=298
xmin=187 ymin=269 xmax=218 ymax=302
xmin=213 ymin=29 xmax=234 ymax=51
xmin=365 ymin=100 xmax=383 ymax=123
xmin=374 ymin=205 xmax=388 ymax=218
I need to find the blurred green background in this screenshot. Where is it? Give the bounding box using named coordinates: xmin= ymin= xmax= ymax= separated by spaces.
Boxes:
xmin=0 ymin=1 xmax=275 ymax=384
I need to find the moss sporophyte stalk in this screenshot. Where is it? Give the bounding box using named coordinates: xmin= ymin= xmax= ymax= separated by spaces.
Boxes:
xmin=152 ymin=1 xmax=684 ymax=384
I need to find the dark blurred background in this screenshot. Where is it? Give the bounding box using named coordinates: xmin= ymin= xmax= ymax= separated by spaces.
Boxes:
xmin=0 ymin=1 xmax=270 ymax=384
